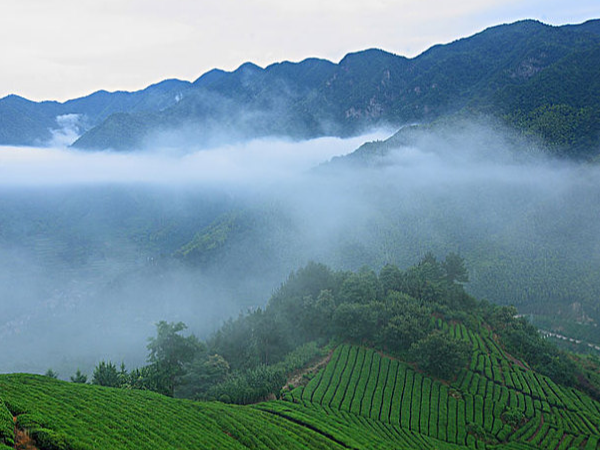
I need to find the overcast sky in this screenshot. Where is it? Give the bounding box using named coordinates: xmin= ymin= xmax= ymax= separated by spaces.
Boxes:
xmin=1 ymin=0 xmax=598 ymax=102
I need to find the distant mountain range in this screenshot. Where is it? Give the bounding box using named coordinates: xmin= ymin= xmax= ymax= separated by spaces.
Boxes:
xmin=1 ymin=19 xmax=599 ymax=155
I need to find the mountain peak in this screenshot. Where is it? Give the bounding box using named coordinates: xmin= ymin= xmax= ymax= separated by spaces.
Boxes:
xmin=193 ymin=68 xmax=227 ymax=86
xmin=234 ymin=62 xmax=263 ymax=74
xmin=339 ymin=48 xmax=401 ymax=65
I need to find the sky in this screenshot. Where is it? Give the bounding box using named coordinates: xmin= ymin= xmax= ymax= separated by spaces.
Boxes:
xmin=1 ymin=0 xmax=599 ymax=102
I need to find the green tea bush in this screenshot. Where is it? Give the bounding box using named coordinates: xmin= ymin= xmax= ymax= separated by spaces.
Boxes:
xmin=0 ymin=401 xmax=14 ymax=446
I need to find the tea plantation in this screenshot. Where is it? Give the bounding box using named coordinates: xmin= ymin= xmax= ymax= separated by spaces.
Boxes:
xmin=3 ymin=322 xmax=600 ymax=449
xmin=279 ymin=331 xmax=600 ymax=449
xmin=3 ymin=257 xmax=600 ymax=449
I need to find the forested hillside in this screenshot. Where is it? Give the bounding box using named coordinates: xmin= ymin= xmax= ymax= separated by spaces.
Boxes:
xmin=172 ymin=127 xmax=600 ymax=347
xmin=67 ymin=19 xmax=600 ymax=156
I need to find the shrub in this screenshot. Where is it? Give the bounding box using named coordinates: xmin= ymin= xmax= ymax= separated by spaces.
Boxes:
xmin=411 ymin=331 xmax=471 ymax=380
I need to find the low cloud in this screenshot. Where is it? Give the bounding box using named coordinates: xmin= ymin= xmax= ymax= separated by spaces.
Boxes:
xmin=0 ymin=131 xmax=389 ymax=187
xmin=48 ymin=113 xmax=83 ymax=147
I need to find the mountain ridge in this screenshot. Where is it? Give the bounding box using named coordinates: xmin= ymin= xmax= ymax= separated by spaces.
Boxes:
xmin=1 ymin=18 xmax=599 ymax=154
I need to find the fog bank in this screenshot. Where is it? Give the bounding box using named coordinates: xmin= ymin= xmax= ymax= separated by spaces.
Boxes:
xmin=1 ymin=123 xmax=599 ymax=376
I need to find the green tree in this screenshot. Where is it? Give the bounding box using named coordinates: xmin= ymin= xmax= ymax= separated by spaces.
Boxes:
xmin=381 ymin=293 xmax=432 ymax=353
xmin=411 ymin=331 xmax=471 ymax=379
xmin=442 ymin=253 xmax=469 ymax=284
xmin=147 ymin=321 xmax=204 ymax=396
xmin=339 ymin=267 xmax=380 ymax=304
xmin=379 ymin=264 xmax=403 ymax=295
xmin=117 ymin=362 xmax=128 ymax=387
xmin=92 ymin=361 xmax=120 ymax=387
xmin=177 ymin=354 xmax=230 ymax=399
xmin=44 ymin=369 xmax=58 ymax=379
xmin=70 ymin=369 xmax=88 ymax=384
xmin=127 ymin=365 xmax=163 ymax=392
xmin=333 ymin=302 xmax=384 ymax=343
xmin=301 ymin=289 xmax=336 ymax=340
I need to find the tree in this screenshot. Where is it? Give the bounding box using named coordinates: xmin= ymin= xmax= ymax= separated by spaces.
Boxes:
xmin=44 ymin=369 xmax=58 ymax=379
xmin=381 ymin=293 xmax=432 ymax=353
xmin=147 ymin=321 xmax=204 ymax=396
xmin=249 ymin=309 xmax=289 ymax=365
xmin=118 ymin=362 xmax=128 ymax=387
xmin=92 ymin=361 xmax=120 ymax=387
xmin=442 ymin=253 xmax=469 ymax=284
xmin=70 ymin=369 xmax=88 ymax=384
xmin=339 ymin=267 xmax=380 ymax=304
xmin=300 ymin=289 xmax=336 ymax=340
xmin=333 ymin=302 xmax=384 ymax=343
xmin=411 ymin=331 xmax=471 ymax=379
xmin=271 ymin=262 xmax=337 ymax=302
xmin=177 ymin=354 xmax=230 ymax=399
xmin=127 ymin=365 xmax=163 ymax=392
xmin=379 ymin=264 xmax=403 ymax=295
xmin=210 ymin=315 xmax=258 ymax=372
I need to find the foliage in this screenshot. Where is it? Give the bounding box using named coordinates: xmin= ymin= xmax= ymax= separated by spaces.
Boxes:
xmin=0 ymin=374 xmax=356 ymax=450
xmin=69 ymin=369 xmax=87 ymax=384
xmin=502 ymin=407 xmax=524 ymax=427
xmin=207 ymin=342 xmax=325 ymax=404
xmin=146 ymin=321 xmax=206 ymax=396
xmin=91 ymin=361 xmax=120 ymax=387
xmin=485 ymin=307 xmax=578 ymax=387
xmin=410 ymin=331 xmax=471 ymax=379
xmin=380 ymin=292 xmax=433 ymax=353
xmin=44 ymin=369 xmax=58 ymax=379
xmin=5 ymin=248 xmax=600 ymax=449
xmin=176 ymin=354 xmax=230 ymax=399
xmin=0 ymin=400 xmax=14 ymax=447
xmin=201 ymin=255 xmax=592 ymax=400
xmin=291 ymin=339 xmax=600 ymax=449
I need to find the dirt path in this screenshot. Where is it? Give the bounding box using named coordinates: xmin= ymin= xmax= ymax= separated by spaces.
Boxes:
xmin=13 ymin=416 xmax=39 ymax=450
xmin=285 ymin=350 xmax=334 ymax=390
xmin=527 ymin=413 xmax=544 ymax=442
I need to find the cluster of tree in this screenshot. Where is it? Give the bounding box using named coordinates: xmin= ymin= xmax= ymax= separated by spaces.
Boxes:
xmin=55 ymin=252 xmax=595 ymax=404
xmin=209 ymin=253 xmax=595 ymax=396
xmin=57 ymin=321 xmax=229 ymax=400
xmin=210 ymin=253 xmax=474 ymax=383
xmin=483 ymin=305 xmax=578 ymax=387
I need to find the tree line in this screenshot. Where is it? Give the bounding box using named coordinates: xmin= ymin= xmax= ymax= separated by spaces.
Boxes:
xmin=51 ymin=252 xmax=593 ymax=403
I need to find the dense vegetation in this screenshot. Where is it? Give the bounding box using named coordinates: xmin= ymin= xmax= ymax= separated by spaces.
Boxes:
xmin=0 ymin=373 xmax=475 ymax=450
xmin=198 ymin=255 xmax=592 ymax=401
xmin=64 ymin=255 xmax=596 ymax=407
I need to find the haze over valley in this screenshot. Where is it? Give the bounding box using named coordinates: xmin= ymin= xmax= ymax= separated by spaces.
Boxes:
xmin=1 ymin=116 xmax=599 ymax=375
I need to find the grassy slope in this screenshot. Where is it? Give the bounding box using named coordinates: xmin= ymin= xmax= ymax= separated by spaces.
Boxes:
xmin=2 ymin=309 xmax=600 ymax=450
xmin=3 ymin=320 xmax=600 ymax=450
xmin=0 ymin=373 xmax=463 ymax=450
xmin=0 ymin=374 xmax=349 ymax=450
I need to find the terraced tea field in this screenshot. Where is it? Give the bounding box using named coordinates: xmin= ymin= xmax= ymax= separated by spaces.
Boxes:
xmin=282 ymin=323 xmax=600 ymax=449
xmin=0 ymin=373 xmax=463 ymax=449
xmin=2 ymin=320 xmax=600 ymax=449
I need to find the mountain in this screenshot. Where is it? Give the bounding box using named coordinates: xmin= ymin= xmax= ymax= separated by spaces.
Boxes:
xmin=1 ymin=19 xmax=599 ymax=153
xmin=69 ymin=19 xmax=600 ymax=154
xmin=0 ymin=79 xmax=191 ymax=146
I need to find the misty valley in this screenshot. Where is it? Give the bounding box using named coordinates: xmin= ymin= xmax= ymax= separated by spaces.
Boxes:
xmin=3 ymin=124 xmax=599 ymax=375
xmin=2 ymin=17 xmax=600 ymax=450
